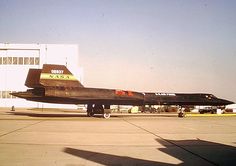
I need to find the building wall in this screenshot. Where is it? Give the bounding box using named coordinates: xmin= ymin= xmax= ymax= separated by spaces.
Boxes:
xmin=0 ymin=43 xmax=82 ymax=109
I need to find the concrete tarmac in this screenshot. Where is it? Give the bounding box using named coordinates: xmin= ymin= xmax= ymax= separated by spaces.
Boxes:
xmin=0 ymin=109 xmax=236 ymax=166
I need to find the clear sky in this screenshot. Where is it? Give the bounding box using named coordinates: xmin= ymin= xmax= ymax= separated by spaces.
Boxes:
xmin=0 ymin=0 xmax=236 ymax=101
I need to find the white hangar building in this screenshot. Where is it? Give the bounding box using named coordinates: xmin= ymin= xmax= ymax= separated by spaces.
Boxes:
xmin=0 ymin=43 xmax=83 ymax=109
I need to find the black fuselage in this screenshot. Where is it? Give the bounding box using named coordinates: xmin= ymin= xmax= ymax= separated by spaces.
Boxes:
xmin=12 ymin=87 xmax=234 ymax=107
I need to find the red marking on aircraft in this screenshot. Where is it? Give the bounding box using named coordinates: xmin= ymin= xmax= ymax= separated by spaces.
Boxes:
xmin=115 ymin=90 xmax=126 ymax=96
xmin=128 ymin=91 xmax=134 ymax=96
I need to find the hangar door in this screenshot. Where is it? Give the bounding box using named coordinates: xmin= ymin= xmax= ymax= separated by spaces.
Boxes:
xmin=0 ymin=48 xmax=40 ymax=107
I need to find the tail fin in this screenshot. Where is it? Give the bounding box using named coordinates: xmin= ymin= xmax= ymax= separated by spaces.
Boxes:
xmin=25 ymin=69 xmax=42 ymax=88
xmin=39 ymin=64 xmax=84 ymax=88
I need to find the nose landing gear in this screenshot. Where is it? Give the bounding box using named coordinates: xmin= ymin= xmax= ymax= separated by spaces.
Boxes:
xmin=178 ymin=107 xmax=185 ymax=118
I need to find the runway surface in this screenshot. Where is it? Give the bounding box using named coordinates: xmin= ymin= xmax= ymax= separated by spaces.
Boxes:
xmin=0 ymin=109 xmax=236 ymax=165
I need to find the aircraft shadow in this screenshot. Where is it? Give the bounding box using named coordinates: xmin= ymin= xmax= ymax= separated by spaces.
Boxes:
xmin=7 ymin=111 xmax=120 ymax=118
xmin=7 ymin=111 xmax=94 ymax=118
xmin=64 ymin=147 xmax=167 ymax=166
xmin=63 ymin=138 xmax=236 ymax=165
xmin=7 ymin=111 xmax=174 ymax=118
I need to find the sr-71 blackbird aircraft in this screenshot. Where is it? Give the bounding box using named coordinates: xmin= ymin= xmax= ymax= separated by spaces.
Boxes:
xmin=11 ymin=64 xmax=234 ymax=118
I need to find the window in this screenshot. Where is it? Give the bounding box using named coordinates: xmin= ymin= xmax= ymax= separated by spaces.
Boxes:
xmin=6 ymin=91 xmax=11 ymax=98
xmin=18 ymin=57 xmax=23 ymax=65
xmin=35 ymin=57 xmax=40 ymax=65
xmin=0 ymin=91 xmax=18 ymax=99
xmin=0 ymin=56 xmax=40 ymax=65
xmin=13 ymin=57 xmax=17 ymax=64
xmin=7 ymin=57 xmax=12 ymax=65
xmin=2 ymin=91 xmax=6 ymax=98
xmin=24 ymin=57 xmax=29 ymax=65
xmin=30 ymin=57 xmax=34 ymax=65
xmin=3 ymin=57 xmax=7 ymax=64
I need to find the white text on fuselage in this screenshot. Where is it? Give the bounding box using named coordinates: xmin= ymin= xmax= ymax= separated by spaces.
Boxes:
xmin=155 ymin=93 xmax=176 ymax=96
xmin=49 ymin=74 xmax=70 ymax=79
xmin=51 ymin=70 xmax=64 ymax=74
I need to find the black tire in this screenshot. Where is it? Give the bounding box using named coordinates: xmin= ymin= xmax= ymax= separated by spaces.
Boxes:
xmin=87 ymin=111 xmax=94 ymax=117
xmin=178 ymin=112 xmax=184 ymax=118
xmin=103 ymin=113 xmax=110 ymax=119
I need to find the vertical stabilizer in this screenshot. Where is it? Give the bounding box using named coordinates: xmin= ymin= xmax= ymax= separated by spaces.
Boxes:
xmin=39 ymin=64 xmax=84 ymax=87
xmin=25 ymin=69 xmax=42 ymax=88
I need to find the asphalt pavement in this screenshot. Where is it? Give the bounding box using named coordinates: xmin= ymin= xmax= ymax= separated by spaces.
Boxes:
xmin=0 ymin=108 xmax=236 ymax=165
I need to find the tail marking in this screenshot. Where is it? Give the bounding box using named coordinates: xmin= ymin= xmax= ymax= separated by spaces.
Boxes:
xmin=40 ymin=73 xmax=77 ymax=81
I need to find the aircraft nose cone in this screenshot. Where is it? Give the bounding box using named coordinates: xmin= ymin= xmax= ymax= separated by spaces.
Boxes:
xmin=228 ymin=100 xmax=235 ymax=105
xmin=221 ymin=99 xmax=234 ymax=105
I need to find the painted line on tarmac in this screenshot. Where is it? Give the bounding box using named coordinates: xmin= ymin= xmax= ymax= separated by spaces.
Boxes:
xmin=0 ymin=120 xmax=44 ymax=138
xmin=185 ymin=114 xmax=236 ymax=117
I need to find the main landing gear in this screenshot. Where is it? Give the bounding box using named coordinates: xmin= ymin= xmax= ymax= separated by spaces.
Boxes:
xmin=87 ymin=104 xmax=111 ymax=119
xmin=178 ymin=107 xmax=185 ymax=118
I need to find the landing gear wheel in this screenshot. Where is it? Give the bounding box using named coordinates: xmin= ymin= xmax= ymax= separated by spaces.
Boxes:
xmin=178 ymin=107 xmax=185 ymax=118
xmin=87 ymin=104 xmax=94 ymax=117
xmin=87 ymin=111 xmax=94 ymax=117
xmin=178 ymin=112 xmax=184 ymax=118
xmin=103 ymin=113 xmax=111 ymax=119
